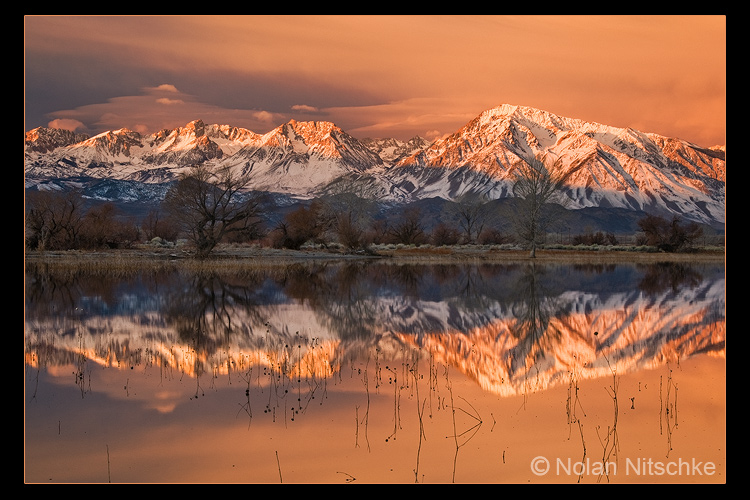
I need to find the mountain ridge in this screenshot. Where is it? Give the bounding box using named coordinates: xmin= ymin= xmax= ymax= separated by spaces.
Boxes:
xmin=387 ymin=105 xmax=724 ymax=224
xmin=24 ymin=104 xmax=725 ymax=231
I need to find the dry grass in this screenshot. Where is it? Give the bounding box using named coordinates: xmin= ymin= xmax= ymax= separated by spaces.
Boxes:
xmin=24 ymin=243 xmax=725 ymax=270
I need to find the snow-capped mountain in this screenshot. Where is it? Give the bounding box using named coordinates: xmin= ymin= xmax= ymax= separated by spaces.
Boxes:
xmin=360 ymin=136 xmax=431 ymax=164
xmin=24 ymin=118 xmax=387 ymax=197
xmin=24 ymin=104 xmax=725 ymax=229
xmin=24 ymin=127 xmax=90 ymax=153
xmin=388 ymin=104 xmax=725 ymax=226
xmin=218 ymin=119 xmax=387 ymax=195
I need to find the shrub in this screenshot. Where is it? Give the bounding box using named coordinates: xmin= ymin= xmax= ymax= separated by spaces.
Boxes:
xmin=388 ymin=207 xmax=427 ymax=246
xmin=431 ymin=222 xmax=461 ymax=246
xmin=478 ymin=228 xmax=509 ymax=245
xmin=572 ymin=230 xmax=618 ymax=246
xmin=637 ymin=214 xmax=703 ymax=252
xmin=274 ymin=204 xmax=323 ymax=249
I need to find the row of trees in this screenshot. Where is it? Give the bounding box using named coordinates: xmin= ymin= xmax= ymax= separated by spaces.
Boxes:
xmin=25 ymin=157 xmax=706 ymax=258
xmin=25 ymin=190 xmax=139 ymax=251
xmin=270 ymin=201 xmax=513 ymax=252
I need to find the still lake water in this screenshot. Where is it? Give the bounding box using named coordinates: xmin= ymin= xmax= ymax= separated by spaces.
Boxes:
xmin=24 ymin=258 xmax=725 ymax=484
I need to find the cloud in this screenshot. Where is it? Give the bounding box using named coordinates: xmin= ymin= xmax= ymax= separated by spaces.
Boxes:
xmin=47 ymin=118 xmax=85 ymax=132
xmin=252 ymin=110 xmax=276 ymax=123
xmin=156 ymin=98 xmax=185 ymax=106
xmin=321 ymin=97 xmax=481 ymax=141
xmin=423 ymin=130 xmax=447 ymax=142
xmin=291 ymin=104 xmax=319 ymax=113
xmin=151 ymin=84 xmax=186 ymax=105
xmin=25 ymin=16 xmax=725 ymax=146
xmin=153 ymin=84 xmax=180 ymax=93
xmin=45 ymin=84 xmax=284 ymax=135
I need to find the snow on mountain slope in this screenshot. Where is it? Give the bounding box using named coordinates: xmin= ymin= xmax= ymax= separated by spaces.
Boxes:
xmin=24 ymin=104 xmax=725 ymax=227
xmin=360 ymin=136 xmax=431 ymax=164
xmin=389 ymin=104 xmax=725 ymax=225
xmin=24 ymin=118 xmax=385 ymax=195
xmin=213 ymin=119 xmax=387 ymax=196
xmin=24 ymin=127 xmax=90 ymax=153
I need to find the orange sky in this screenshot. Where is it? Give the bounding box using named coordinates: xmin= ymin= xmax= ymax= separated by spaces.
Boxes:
xmin=24 ymin=15 xmax=726 ymax=146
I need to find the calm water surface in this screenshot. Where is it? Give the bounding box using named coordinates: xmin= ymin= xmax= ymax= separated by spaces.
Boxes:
xmin=24 ymin=259 xmax=726 ymax=483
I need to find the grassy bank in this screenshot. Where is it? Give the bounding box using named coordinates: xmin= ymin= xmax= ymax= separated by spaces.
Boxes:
xmin=24 ymin=242 xmax=726 ymax=270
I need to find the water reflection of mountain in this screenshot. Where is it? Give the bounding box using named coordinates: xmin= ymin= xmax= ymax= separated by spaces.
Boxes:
xmin=25 ymin=260 xmax=725 ymax=396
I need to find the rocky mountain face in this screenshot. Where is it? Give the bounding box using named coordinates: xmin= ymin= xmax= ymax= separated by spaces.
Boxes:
xmin=387 ymin=105 xmax=725 ymax=227
xmin=24 ymin=104 xmax=725 ymax=232
xmin=360 ymin=136 xmax=431 ymax=164
xmin=24 ymin=127 xmax=90 ymax=153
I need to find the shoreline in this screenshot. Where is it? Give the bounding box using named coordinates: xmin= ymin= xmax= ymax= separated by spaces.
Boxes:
xmin=24 ymin=244 xmax=726 ymax=268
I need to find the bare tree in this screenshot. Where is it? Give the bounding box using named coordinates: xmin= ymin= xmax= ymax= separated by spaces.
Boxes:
xmin=317 ymin=175 xmax=380 ymax=251
xmin=431 ymin=222 xmax=461 ymax=246
xmin=163 ymin=165 xmax=262 ymax=258
xmin=445 ymin=193 xmax=493 ymax=244
xmin=636 ymin=214 xmax=703 ymax=252
xmin=142 ymin=208 xmax=179 ymax=242
xmin=79 ymin=202 xmax=139 ymax=249
xmin=272 ymin=202 xmax=324 ymax=249
xmin=388 ymin=206 xmax=427 ymax=245
xmin=511 ymin=155 xmax=573 ymax=258
xmin=25 ymin=189 xmax=87 ymax=250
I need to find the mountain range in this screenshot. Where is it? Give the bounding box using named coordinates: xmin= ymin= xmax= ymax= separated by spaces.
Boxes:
xmin=24 ymin=104 xmax=726 ymax=234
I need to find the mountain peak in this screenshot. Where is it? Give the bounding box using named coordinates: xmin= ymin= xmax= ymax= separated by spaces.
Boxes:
xmin=24 ymin=127 xmax=91 ymax=153
xmin=181 ymin=119 xmax=206 ymax=137
xmin=476 ymin=103 xmax=587 ymax=133
xmin=258 ymin=119 xmax=383 ymax=170
xmin=361 ymin=136 xmax=431 ymax=164
xmin=24 ymin=104 xmax=725 ymax=230
xmin=388 ymin=104 xmax=724 ymax=226
xmin=281 ymin=119 xmax=338 ymax=139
